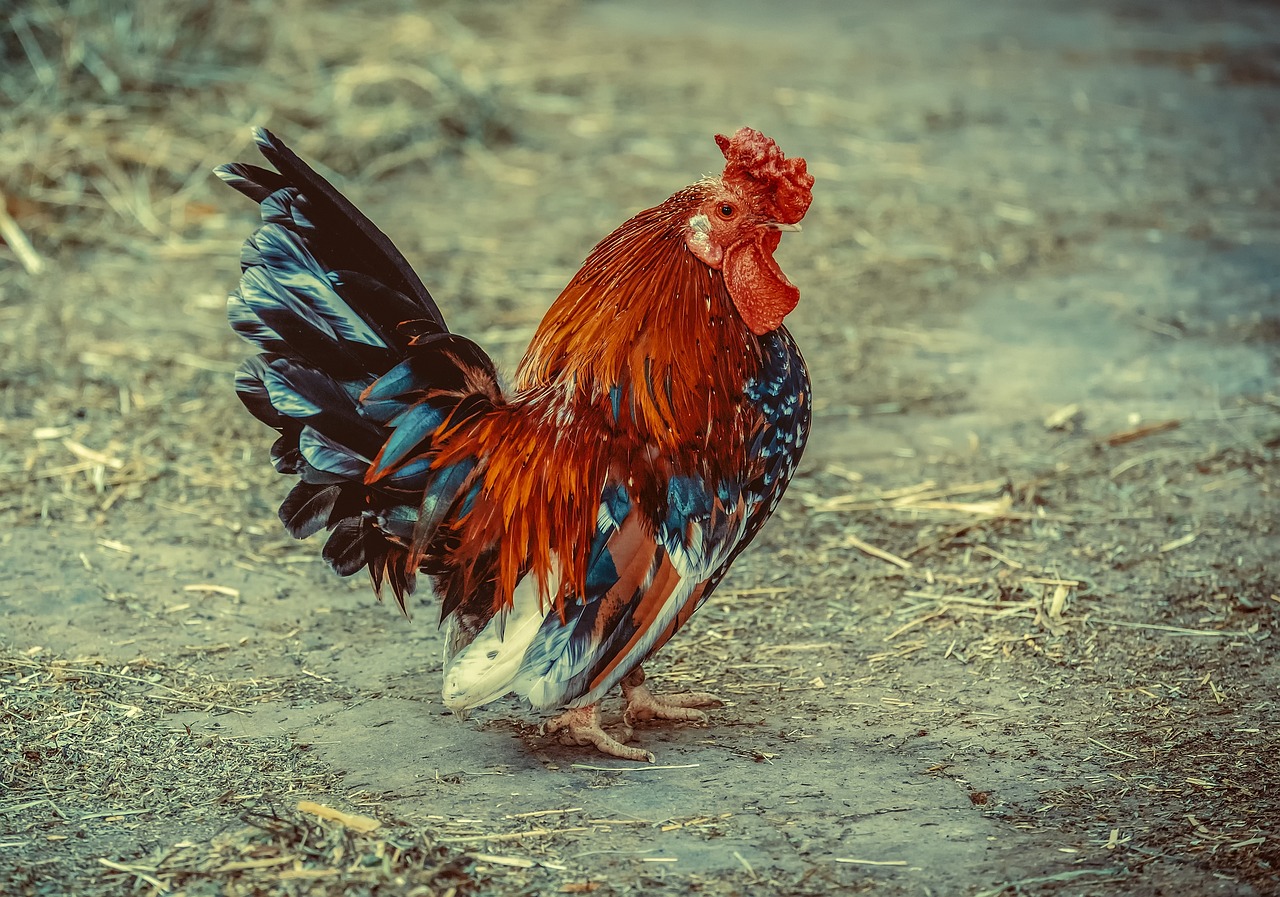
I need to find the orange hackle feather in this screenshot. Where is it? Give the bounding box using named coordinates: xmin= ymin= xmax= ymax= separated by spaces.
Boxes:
xmin=428 ymin=188 xmax=757 ymax=614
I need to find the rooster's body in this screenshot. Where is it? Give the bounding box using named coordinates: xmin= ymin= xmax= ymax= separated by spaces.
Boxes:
xmin=217 ymin=127 xmax=813 ymax=761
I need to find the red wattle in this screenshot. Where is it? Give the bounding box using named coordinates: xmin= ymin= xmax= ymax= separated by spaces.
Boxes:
xmin=723 ymin=233 xmax=799 ymax=335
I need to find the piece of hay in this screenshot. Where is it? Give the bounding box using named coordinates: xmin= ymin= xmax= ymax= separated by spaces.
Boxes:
xmin=296 ymin=800 xmax=381 ymax=833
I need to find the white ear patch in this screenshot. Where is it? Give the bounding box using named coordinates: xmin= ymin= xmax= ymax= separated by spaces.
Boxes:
xmin=684 ymin=213 xmax=722 ymax=267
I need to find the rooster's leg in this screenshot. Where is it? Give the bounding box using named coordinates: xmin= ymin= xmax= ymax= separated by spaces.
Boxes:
xmin=543 ymin=704 xmax=655 ymax=763
xmin=620 ymin=666 xmax=722 ymax=729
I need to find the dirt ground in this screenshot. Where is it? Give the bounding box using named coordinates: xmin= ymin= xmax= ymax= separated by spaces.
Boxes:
xmin=2 ymin=0 xmax=1278 ymax=894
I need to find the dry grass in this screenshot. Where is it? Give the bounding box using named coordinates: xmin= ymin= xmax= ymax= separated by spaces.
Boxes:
xmin=0 ymin=0 xmax=537 ymax=538
xmin=0 ymin=646 xmax=586 ymax=895
xmin=750 ymin=432 xmax=1280 ymax=884
xmin=0 ymin=650 xmax=797 ymax=896
xmin=0 ymin=0 xmax=515 ymax=259
xmin=0 ymin=645 xmax=337 ymax=893
xmin=98 ymin=802 xmax=486 ymax=897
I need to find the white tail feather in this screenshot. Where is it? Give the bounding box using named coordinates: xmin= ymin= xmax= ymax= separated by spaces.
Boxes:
xmin=441 ymin=576 xmax=549 ymax=710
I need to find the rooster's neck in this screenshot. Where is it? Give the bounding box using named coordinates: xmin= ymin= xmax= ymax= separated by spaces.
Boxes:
xmin=514 ymin=188 xmax=761 ymax=450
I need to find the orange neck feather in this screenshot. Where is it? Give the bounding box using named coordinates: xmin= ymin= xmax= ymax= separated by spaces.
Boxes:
xmin=431 ymin=186 xmax=765 ymax=612
xmin=516 ymin=185 xmax=760 ymax=446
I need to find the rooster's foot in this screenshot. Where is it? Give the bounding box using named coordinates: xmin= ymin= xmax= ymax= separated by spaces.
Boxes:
xmin=620 ymin=666 xmax=723 ymax=728
xmin=542 ymin=704 xmax=654 ymax=763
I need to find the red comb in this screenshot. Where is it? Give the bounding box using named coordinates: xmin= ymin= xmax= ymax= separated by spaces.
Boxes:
xmin=715 ymin=128 xmax=813 ymax=225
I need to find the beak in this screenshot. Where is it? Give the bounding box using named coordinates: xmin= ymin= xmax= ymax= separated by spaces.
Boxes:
xmin=767 ymin=222 xmax=802 ymax=232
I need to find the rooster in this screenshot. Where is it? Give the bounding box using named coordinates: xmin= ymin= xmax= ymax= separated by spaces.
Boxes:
xmin=216 ymin=126 xmax=813 ymax=761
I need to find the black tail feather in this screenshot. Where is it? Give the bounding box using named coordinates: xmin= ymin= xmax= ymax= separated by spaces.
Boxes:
xmin=279 ymin=482 xmax=341 ymax=540
xmin=216 ymin=162 xmax=289 ymax=203
xmin=220 ymin=128 xmax=502 ymax=609
xmin=249 ymin=355 xmax=384 ymax=458
xmin=228 ymin=127 xmax=446 ymax=330
xmin=323 ymin=517 xmax=369 ymax=576
xmin=330 ymin=270 xmax=440 ymax=352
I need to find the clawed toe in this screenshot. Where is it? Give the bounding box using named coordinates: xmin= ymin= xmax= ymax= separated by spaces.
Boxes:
xmin=623 ymin=688 xmax=722 ymax=726
xmin=540 ymin=669 xmax=724 ymax=762
xmin=542 ymin=704 xmax=654 ymax=763
xmin=621 ymin=667 xmax=722 ymax=727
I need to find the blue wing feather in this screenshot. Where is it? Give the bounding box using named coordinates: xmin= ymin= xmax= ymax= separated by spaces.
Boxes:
xmin=500 ymin=468 xmax=746 ymax=709
xmin=366 ymin=403 xmax=447 ymax=479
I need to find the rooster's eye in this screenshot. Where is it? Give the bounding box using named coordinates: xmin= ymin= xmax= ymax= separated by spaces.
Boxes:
xmin=718 ymin=203 xmax=736 ymax=219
